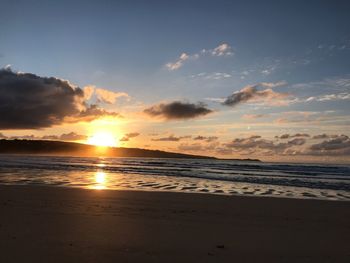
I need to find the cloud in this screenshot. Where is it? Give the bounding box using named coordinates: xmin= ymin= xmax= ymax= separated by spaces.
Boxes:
xmin=178 ymin=143 xmax=204 ymax=151
xmin=68 ymin=104 xmax=122 ymax=122
xmin=166 ymin=53 xmax=192 ymax=71
xmin=287 ymin=138 xmax=307 ymax=146
xmin=275 ymin=133 xmax=310 ymax=139
xmin=261 ymin=66 xmax=277 ymax=76
xmin=289 ymin=76 xmax=350 ymax=104
xmin=259 ymin=81 xmax=287 ymax=88
xmin=312 ymin=134 xmax=339 ymax=139
xmin=223 ymin=135 xmax=306 ymax=154
xmin=241 ymin=114 xmax=268 ymax=120
xmin=151 ymin=135 xmax=190 ymax=142
xmin=178 ymin=135 xmax=300 ymax=156
xmin=222 ymin=82 xmax=289 ymax=108
xmin=312 ymin=134 xmax=329 ymax=139
xmin=305 ymin=135 xmax=350 ymax=156
xmin=7 ymin=135 xmax=37 ymax=140
xmin=193 ymin=135 xmax=218 ymax=142
xmin=305 ymin=92 xmax=350 ymax=102
xmin=95 ymin=88 xmax=129 ymax=104
xmin=0 ymin=131 xmax=87 ymax=141
xmin=83 ymin=85 xmax=129 ymax=104
xmin=120 ymin=132 xmax=140 ymax=142
xmin=149 ymin=132 xmax=350 ymax=157
xmin=144 ymin=101 xmax=213 ymax=120
xmin=190 ymin=72 xmax=232 ymax=80
xmin=178 ymin=142 xmax=219 ymax=152
xmin=0 ymin=67 xmax=121 ymax=129
xmin=165 ymin=43 xmax=232 ymax=70
xmin=58 ymin=132 xmax=87 ymax=141
xmin=42 ymin=132 xmax=87 ymax=141
xmin=210 ymin=43 xmax=233 ymax=56
xmin=83 ymin=85 xmax=95 ymax=100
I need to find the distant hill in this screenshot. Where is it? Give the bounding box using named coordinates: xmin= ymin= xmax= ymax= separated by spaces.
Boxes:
xmin=0 ymin=139 xmax=216 ymax=159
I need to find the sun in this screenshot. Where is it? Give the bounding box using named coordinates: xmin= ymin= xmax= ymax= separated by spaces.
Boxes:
xmin=87 ymin=131 xmax=117 ymax=147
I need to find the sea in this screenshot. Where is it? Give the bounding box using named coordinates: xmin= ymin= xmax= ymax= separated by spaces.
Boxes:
xmin=0 ymin=155 xmax=349 ymax=201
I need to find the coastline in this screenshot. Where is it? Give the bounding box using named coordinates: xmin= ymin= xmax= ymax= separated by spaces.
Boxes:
xmin=0 ymin=185 xmax=349 ymax=262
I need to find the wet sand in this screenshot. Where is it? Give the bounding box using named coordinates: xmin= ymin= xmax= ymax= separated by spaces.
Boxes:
xmin=0 ymin=185 xmax=349 ymax=262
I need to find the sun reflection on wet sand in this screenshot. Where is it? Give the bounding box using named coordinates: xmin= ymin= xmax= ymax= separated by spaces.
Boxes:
xmin=92 ymin=171 xmax=107 ymax=190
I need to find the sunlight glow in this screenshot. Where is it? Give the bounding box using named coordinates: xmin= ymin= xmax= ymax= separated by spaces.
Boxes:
xmin=87 ymin=131 xmax=117 ymax=147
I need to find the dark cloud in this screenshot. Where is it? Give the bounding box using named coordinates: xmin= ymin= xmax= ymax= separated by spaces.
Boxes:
xmin=151 ymin=135 xmax=190 ymax=142
xmin=144 ymin=101 xmax=212 ymax=120
xmin=178 ymin=142 xmax=219 ymax=152
xmin=313 ymin=134 xmax=329 ymax=139
xmin=312 ymin=134 xmax=339 ymax=139
xmin=57 ymin=132 xmax=87 ymax=141
xmin=42 ymin=132 xmax=87 ymax=141
xmin=275 ymin=133 xmax=310 ymax=139
xmin=223 ymin=136 xmax=306 ymax=154
xmin=0 ymin=131 xmax=87 ymax=141
xmin=70 ymin=104 xmax=121 ymax=122
xmin=222 ymin=83 xmax=289 ymax=107
xmin=306 ymin=135 xmax=350 ymax=156
xmin=120 ymin=132 xmax=140 ymax=142
xmin=193 ymin=135 xmax=218 ymax=142
xmin=125 ymin=132 xmax=140 ymax=138
xmin=0 ymin=68 xmax=120 ymax=129
xmin=249 ymin=135 xmax=262 ymax=139
xmin=8 ymin=135 xmax=37 ymax=140
xmin=288 ymin=138 xmax=306 ymax=146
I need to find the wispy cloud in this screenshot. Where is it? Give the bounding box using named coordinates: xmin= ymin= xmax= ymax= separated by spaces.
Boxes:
xmin=83 ymin=85 xmax=129 ymax=104
xmin=305 ymin=92 xmax=350 ymax=102
xmin=190 ymin=72 xmax=232 ymax=80
xmin=241 ymin=114 xmax=268 ymax=120
xmin=120 ymin=132 xmax=140 ymax=142
xmin=209 ymin=43 xmax=233 ymax=56
xmin=95 ymin=88 xmax=129 ymax=104
xmin=165 ymin=43 xmax=233 ymax=71
xmin=165 ymin=53 xmax=194 ymax=71
xmin=151 ymin=135 xmax=190 ymax=142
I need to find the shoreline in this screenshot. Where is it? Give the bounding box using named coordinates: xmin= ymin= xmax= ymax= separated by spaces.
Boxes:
xmin=1 ymin=185 xmax=349 ymax=262
xmin=2 ymin=183 xmax=350 ymax=202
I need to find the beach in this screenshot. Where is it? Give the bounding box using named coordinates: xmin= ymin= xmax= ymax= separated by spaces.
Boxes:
xmin=0 ymin=185 xmax=349 ymax=262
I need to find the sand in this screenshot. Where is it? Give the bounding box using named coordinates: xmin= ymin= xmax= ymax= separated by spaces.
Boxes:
xmin=0 ymin=185 xmax=349 ymax=262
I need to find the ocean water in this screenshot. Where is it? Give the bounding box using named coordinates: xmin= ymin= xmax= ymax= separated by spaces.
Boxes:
xmin=0 ymin=155 xmax=349 ymax=201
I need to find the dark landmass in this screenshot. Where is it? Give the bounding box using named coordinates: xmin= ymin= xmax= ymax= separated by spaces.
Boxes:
xmin=0 ymin=139 xmax=215 ymax=159
xmin=223 ymin=158 xmax=261 ymax=162
xmin=0 ymin=139 xmax=262 ymax=162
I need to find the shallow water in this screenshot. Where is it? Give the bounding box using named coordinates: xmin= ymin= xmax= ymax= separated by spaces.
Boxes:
xmin=0 ymin=155 xmax=349 ymax=201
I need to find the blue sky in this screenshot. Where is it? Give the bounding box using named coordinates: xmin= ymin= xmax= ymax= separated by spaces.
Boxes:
xmin=1 ymin=0 xmax=350 ymax=162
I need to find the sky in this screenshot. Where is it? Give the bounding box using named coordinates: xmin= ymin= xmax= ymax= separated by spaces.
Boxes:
xmin=1 ymin=0 xmax=350 ymax=163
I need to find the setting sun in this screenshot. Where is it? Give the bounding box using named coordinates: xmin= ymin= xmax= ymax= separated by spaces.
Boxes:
xmin=87 ymin=131 xmax=117 ymax=147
